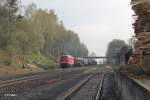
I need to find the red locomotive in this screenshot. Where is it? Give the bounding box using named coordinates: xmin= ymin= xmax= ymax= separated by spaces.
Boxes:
xmin=60 ymin=55 xmax=75 ymax=68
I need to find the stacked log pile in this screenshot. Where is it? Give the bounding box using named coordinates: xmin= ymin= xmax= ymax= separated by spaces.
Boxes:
xmin=130 ymin=0 xmax=150 ymax=69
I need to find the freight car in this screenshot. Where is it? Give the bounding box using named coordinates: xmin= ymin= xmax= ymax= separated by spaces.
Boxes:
xmin=74 ymin=58 xmax=84 ymax=66
xmin=83 ymin=58 xmax=89 ymax=66
xmin=88 ymin=59 xmax=97 ymax=65
xmin=74 ymin=58 xmax=90 ymax=66
xmin=60 ymin=55 xmax=74 ymax=68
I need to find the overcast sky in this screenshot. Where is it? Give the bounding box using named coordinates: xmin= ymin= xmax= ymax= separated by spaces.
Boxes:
xmin=22 ymin=0 xmax=134 ymax=56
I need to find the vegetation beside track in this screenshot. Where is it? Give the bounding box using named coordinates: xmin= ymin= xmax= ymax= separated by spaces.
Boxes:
xmin=0 ymin=51 xmax=58 ymax=76
xmin=0 ymin=64 xmax=44 ymax=76
xmin=0 ymin=0 xmax=89 ymax=75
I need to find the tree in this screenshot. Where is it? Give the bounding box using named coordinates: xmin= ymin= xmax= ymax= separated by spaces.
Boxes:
xmin=0 ymin=2 xmax=89 ymax=67
xmin=106 ymin=39 xmax=128 ymax=64
xmin=0 ymin=0 xmax=20 ymax=65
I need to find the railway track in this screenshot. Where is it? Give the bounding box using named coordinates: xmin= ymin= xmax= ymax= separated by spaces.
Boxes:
xmin=0 ymin=73 xmax=50 ymax=87
xmin=0 ymin=67 xmax=93 ymax=99
xmin=0 ymin=67 xmax=90 ymax=88
xmin=0 ymin=72 xmax=54 ymax=99
xmin=58 ymin=73 xmax=107 ymax=100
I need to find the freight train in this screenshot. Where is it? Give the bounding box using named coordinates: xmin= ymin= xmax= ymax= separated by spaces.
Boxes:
xmin=60 ymin=55 xmax=97 ymax=68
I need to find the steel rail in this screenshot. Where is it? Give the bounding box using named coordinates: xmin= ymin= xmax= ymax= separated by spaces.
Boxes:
xmin=95 ymin=73 xmax=107 ymax=100
xmin=58 ymin=73 xmax=107 ymax=100
xmin=0 ymin=67 xmax=89 ymax=88
xmin=0 ymin=68 xmax=71 ymax=87
xmin=58 ymin=74 xmax=95 ymax=100
xmin=0 ymin=73 xmax=51 ymax=88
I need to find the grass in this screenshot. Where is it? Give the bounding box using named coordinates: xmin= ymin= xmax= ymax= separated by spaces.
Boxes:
xmin=26 ymin=52 xmax=50 ymax=64
xmin=0 ymin=51 xmax=58 ymax=76
xmin=0 ymin=64 xmax=44 ymax=76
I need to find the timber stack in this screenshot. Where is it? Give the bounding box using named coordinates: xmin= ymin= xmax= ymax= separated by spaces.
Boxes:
xmin=130 ymin=0 xmax=150 ymax=70
xmin=120 ymin=0 xmax=150 ymax=90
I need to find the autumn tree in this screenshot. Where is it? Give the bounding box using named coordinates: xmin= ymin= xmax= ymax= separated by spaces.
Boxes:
xmin=0 ymin=2 xmax=89 ymax=67
xmin=106 ymin=39 xmax=128 ymax=64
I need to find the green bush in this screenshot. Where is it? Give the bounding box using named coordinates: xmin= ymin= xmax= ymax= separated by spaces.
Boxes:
xmin=0 ymin=50 xmax=9 ymax=65
xmin=25 ymin=52 xmax=57 ymax=65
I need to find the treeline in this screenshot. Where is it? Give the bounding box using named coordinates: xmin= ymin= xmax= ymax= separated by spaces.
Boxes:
xmin=0 ymin=1 xmax=88 ymax=67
